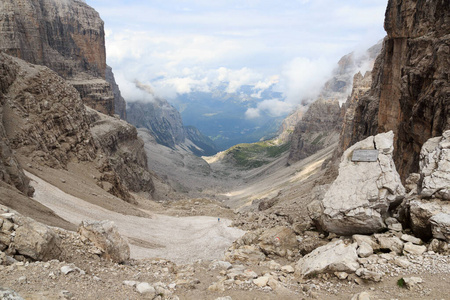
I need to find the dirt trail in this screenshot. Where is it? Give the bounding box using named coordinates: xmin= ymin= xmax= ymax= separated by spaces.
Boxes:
xmin=25 ymin=172 xmax=244 ymax=264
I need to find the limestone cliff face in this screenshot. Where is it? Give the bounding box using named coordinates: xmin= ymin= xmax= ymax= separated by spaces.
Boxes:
xmin=0 ymin=0 xmax=115 ymax=115
xmin=0 ymin=53 xmax=138 ymax=202
xmin=0 ymin=0 xmax=105 ymax=78
xmin=127 ymin=100 xmax=186 ymax=149
xmin=127 ymin=97 xmax=218 ymax=156
xmin=342 ymin=0 xmax=450 ymax=179
xmin=105 ymin=66 xmax=127 ymax=120
xmin=337 ymin=71 xmax=373 ymax=155
xmin=0 ymin=57 xmax=34 ymax=196
xmin=89 ymin=109 xmax=154 ymax=194
xmin=281 ymin=42 xmax=382 ymax=157
xmin=287 ymin=99 xmax=341 ymax=164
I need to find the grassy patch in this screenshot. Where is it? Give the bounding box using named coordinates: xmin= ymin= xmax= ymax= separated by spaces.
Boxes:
xmin=397 ymin=278 xmax=406 ymax=288
xmin=224 ymin=141 xmax=291 ymax=169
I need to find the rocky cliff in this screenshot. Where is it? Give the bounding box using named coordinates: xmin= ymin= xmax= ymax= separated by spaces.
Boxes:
xmin=127 ymin=99 xmax=186 ymax=149
xmin=126 ymin=81 xmax=218 ymax=156
xmin=127 ymin=99 xmax=218 ymax=156
xmin=0 ymin=0 xmax=115 ymax=115
xmin=0 ymin=53 xmax=142 ymax=202
xmin=284 ymin=43 xmax=382 ymax=164
xmin=89 ymin=109 xmax=154 ymax=194
xmin=287 ymin=99 xmax=341 ymax=165
xmin=0 ymin=57 xmax=34 ymax=196
xmin=341 ymin=0 xmax=450 ymax=180
xmin=105 ymin=66 xmax=127 ymax=119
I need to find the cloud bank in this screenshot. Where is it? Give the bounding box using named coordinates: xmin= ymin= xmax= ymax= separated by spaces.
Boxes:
xmin=87 ymin=0 xmax=387 ymax=114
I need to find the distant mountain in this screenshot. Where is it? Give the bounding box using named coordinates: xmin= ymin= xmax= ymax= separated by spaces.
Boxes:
xmin=126 ymin=84 xmax=218 ymax=156
xmin=170 ymin=84 xmax=286 ymax=151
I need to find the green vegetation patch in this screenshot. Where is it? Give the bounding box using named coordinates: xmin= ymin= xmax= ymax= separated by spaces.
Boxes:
xmin=225 ymin=140 xmax=291 ymax=169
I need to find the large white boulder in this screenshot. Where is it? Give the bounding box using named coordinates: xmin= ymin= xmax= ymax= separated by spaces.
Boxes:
xmin=420 ymin=130 xmax=450 ymax=200
xmin=295 ymin=240 xmax=359 ymax=277
xmin=319 ymin=131 xmax=405 ymax=235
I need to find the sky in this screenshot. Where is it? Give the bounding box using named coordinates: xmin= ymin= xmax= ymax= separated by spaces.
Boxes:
xmin=85 ymin=0 xmax=387 ymax=117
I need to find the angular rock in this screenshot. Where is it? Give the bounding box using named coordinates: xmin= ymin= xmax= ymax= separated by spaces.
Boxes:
xmin=334 ymin=272 xmax=349 ymax=280
xmin=356 ymin=268 xmax=382 ymax=282
xmin=295 ymin=240 xmax=359 ymax=277
xmin=258 ymin=226 xmax=298 ymax=258
xmin=403 ymin=277 xmax=423 ymax=289
xmin=281 ymin=265 xmax=295 ymax=274
xmin=430 ymin=213 xmax=450 ymax=242
xmin=13 ymin=216 xmax=62 ymax=261
xmin=393 ymin=257 xmax=412 ymax=269
xmin=375 ymin=234 xmax=403 ymax=254
xmin=224 ymin=245 xmax=265 ymax=263
xmin=136 ymin=282 xmax=156 ymax=295
xmin=400 ymin=234 xmax=423 ymax=245
xmin=409 ymin=199 xmax=450 ymax=240
xmin=428 ymin=239 xmax=450 ymax=254
xmin=403 ymin=242 xmax=427 ymax=256
xmin=357 ymin=242 xmax=373 ymax=258
xmin=352 ymin=235 xmax=379 ymax=250
xmin=78 ymin=220 xmax=130 ymax=263
xmin=320 ymin=132 xmax=405 ymax=235
xmin=420 ymin=131 xmax=450 ymax=200
xmin=253 ymin=276 xmax=269 ymax=287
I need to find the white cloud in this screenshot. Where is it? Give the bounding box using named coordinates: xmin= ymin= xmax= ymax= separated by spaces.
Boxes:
xmin=245 ymin=107 xmax=261 ymax=119
xmin=279 ymin=57 xmax=335 ymax=104
xmin=87 ymin=0 xmax=387 ymax=106
xmin=246 ymin=98 xmax=294 ymax=119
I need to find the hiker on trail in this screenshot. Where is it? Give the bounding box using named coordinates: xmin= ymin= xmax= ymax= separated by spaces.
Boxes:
xmin=218 ymin=217 xmax=220 ymax=222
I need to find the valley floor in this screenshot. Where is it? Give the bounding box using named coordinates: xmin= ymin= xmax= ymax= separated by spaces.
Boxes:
xmin=1 ymin=144 xmax=449 ymax=300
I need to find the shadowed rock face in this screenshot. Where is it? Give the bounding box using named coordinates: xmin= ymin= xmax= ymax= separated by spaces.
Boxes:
xmin=340 ymin=0 xmax=450 ymax=180
xmin=0 ymin=0 xmax=115 ymax=116
xmin=105 ymin=66 xmax=127 ymax=120
xmin=0 ymin=57 xmax=33 ymax=196
xmin=287 ymin=99 xmax=341 ymax=165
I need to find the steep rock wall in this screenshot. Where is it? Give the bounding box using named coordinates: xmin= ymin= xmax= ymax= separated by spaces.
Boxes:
xmin=0 ymin=57 xmax=34 ymax=196
xmin=287 ymin=99 xmax=341 ymax=165
xmin=0 ymin=53 xmax=136 ymax=202
xmin=105 ymin=66 xmax=127 ymax=120
xmin=342 ymin=0 xmax=450 ymax=180
xmin=0 ymin=0 xmax=115 ymax=115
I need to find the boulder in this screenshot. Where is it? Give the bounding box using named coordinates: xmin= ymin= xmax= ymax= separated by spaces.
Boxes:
xmin=409 ymin=199 xmax=450 ymax=240
xmin=295 ymin=240 xmax=359 ymax=277
xmin=403 ymin=242 xmax=426 ymax=255
xmin=12 ymin=214 xmax=62 ymax=261
xmin=319 ymin=132 xmax=405 ymax=235
xmin=357 ymin=242 xmax=373 ymax=258
xmin=429 ymin=213 xmax=450 ymax=242
xmin=420 ymin=131 xmax=450 ymax=200
xmin=375 ymin=234 xmax=403 ymax=254
xmin=224 ymin=245 xmax=265 ymax=263
xmin=78 ymin=220 xmax=130 ymax=263
xmin=258 ymin=226 xmax=298 ymax=258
